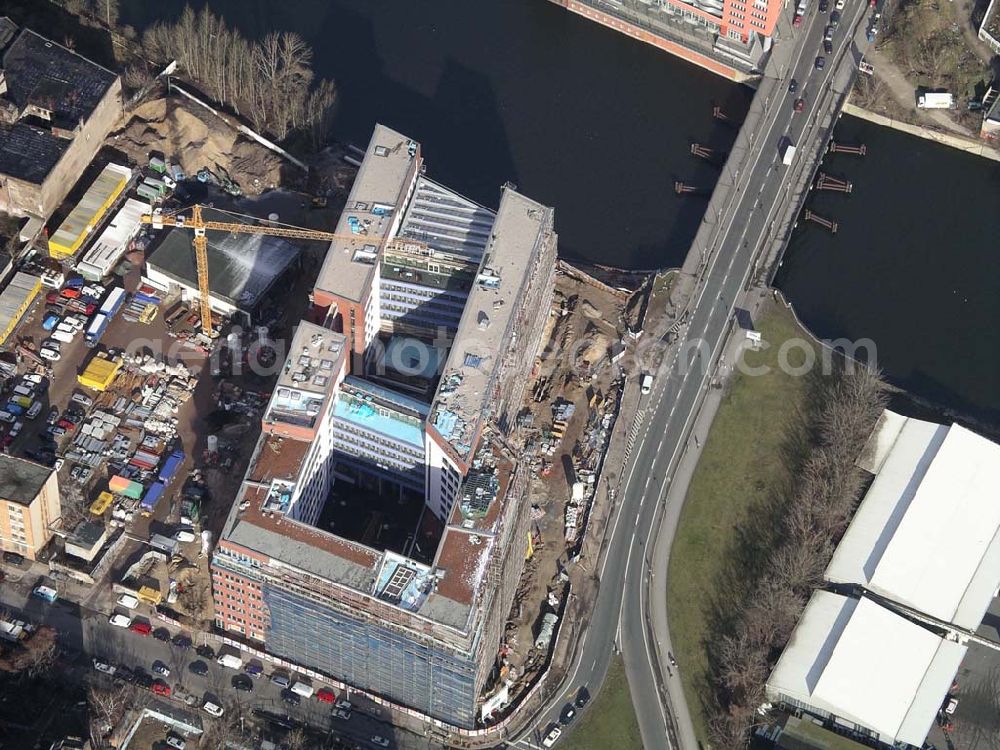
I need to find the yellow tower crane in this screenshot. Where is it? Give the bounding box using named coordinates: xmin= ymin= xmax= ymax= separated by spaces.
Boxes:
xmin=140 ymin=204 xmax=366 ymax=338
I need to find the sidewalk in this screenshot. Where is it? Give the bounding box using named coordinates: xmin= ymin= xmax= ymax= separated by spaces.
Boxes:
xmin=646 ymin=287 xmax=771 ymax=750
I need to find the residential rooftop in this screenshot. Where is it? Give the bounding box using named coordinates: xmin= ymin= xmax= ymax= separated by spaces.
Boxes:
xmin=314 ymin=124 xmax=420 ymax=304
xmin=147 ymin=207 xmax=301 ymax=310
xmin=0 ymin=454 xmax=53 ymax=506
xmin=429 ymin=186 xmax=554 ymax=460
xmin=264 ymin=321 xmax=347 ymax=433
xmin=221 ymin=424 xmax=516 ymax=634
xmin=0 ymin=23 xmax=118 ymax=184
xmin=333 ymin=376 xmax=428 ymax=449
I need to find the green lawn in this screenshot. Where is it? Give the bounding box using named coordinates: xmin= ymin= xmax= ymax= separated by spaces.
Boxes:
xmin=665 ymin=300 xmax=819 ymax=745
xmin=563 ymin=656 xmax=644 ymax=750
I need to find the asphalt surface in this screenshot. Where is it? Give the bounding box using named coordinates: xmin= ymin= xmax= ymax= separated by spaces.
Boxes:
xmin=511 ymin=3 xmax=872 ymax=748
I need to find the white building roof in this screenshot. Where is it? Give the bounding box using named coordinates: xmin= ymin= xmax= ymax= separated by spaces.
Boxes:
xmin=826 ymin=411 xmax=1000 ymax=630
xmin=767 ymin=592 xmax=965 ymax=747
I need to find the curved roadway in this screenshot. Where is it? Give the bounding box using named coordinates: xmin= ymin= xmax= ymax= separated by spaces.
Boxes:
xmin=514 ymin=1 xmax=871 ymax=747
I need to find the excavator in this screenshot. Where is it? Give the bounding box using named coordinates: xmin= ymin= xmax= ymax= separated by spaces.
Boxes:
xmin=140 ymin=205 xmax=371 ymax=338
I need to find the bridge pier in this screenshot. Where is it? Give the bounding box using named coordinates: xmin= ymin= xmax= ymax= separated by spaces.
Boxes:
xmin=804 ymin=209 xmax=838 ymax=233
xmin=690 ymin=143 xmax=727 ymax=167
xmin=712 ymin=105 xmax=742 ymax=127
xmin=828 ymin=141 xmax=867 ymax=156
xmin=674 ymin=181 xmax=710 ymax=196
xmin=814 ymin=172 xmax=853 ymax=193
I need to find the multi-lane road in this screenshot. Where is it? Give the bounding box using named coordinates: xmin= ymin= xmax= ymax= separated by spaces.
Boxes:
xmin=513 ymin=2 xmax=870 ymax=749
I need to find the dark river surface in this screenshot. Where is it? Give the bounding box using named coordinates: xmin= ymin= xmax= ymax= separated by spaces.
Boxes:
xmin=123 ymin=0 xmax=1000 ymax=427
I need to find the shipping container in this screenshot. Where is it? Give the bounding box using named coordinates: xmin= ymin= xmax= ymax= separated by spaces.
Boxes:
xmin=140 ymin=481 xmax=167 ymax=515
xmin=158 ymin=449 xmax=185 ymax=484
xmin=77 ymin=199 xmax=147 ymax=281
xmin=85 ymin=313 xmax=109 ymax=347
xmin=99 ymin=287 xmax=127 ymax=318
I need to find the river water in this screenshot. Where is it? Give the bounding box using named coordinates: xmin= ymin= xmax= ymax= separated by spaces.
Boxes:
xmin=123 ymin=0 xmax=1000 ymax=426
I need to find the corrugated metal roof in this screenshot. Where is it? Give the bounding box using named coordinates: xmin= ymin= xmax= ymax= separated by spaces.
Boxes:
xmin=49 ymin=163 xmax=131 ymax=257
xmin=0 ymin=271 xmax=40 ymax=343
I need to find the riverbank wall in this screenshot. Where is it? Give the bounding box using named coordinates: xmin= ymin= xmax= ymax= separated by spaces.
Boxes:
xmin=843 ymin=103 xmax=1000 ymax=163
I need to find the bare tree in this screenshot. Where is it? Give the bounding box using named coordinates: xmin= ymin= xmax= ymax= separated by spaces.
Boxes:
xmin=88 ymin=681 xmax=147 ymax=747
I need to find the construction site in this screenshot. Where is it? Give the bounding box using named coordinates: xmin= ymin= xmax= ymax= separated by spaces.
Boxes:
xmin=0 ymin=15 xmax=655 ymax=746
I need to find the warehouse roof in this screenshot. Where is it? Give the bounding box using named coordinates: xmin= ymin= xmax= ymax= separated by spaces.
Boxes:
xmin=313 ymin=124 xmax=420 ymax=305
xmin=0 ymin=454 xmax=53 ymax=506
xmin=826 ymin=411 xmax=1000 ymax=630
xmin=147 ymin=208 xmax=301 ymax=311
xmin=767 ymin=591 xmax=965 ymax=748
xmin=0 ymin=24 xmax=118 ymax=184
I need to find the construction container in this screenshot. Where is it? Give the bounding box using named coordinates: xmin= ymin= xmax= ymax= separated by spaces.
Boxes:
xmin=48 ymin=163 xmax=132 ymax=259
xmin=142 ymin=176 xmax=167 ymax=195
xmin=149 ymin=156 xmax=167 ymax=174
xmin=0 ymin=272 xmax=41 ymax=345
xmin=77 ymin=354 xmax=123 ymax=391
xmin=77 ymin=199 xmax=146 ymax=281
xmin=136 ymin=184 xmax=160 ymax=202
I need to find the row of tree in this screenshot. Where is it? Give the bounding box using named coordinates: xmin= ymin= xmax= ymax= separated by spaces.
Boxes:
xmin=706 ymin=365 xmax=887 ymax=749
xmin=140 ymin=6 xmax=336 ymax=148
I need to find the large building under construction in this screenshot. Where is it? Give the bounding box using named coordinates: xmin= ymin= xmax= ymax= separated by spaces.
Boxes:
xmin=212 ymin=125 xmax=557 ymax=727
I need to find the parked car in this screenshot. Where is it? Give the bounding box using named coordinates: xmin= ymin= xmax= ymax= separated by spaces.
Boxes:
xmin=152 ymin=660 xmax=170 ymax=677
xmin=316 ymin=688 xmax=336 ymax=704
xmin=830 ymin=9 xmax=841 ymax=25
xmin=42 ymin=313 xmax=61 ymax=332
xmin=26 ymin=402 xmax=42 ymax=420
xmin=39 ymin=345 xmax=60 ymax=362
xmin=575 ymin=687 xmax=591 ymax=709
xmin=824 ymin=38 xmax=833 ymax=53
xmin=792 ymin=11 xmax=803 ymax=26
xmin=189 ymin=660 xmax=209 ymax=676
xmin=333 ymin=708 xmax=351 ymax=720
xmin=151 ymin=680 xmax=171 ymax=696
xmin=788 ymin=78 xmax=798 ymax=94
xmin=2 ymin=551 xmax=25 ymax=565
xmin=202 ymin=700 xmax=224 ymax=717
xmin=542 ymin=725 xmax=563 ymax=748
xmin=129 ymin=620 xmax=152 ymax=636
xmin=152 ymin=627 xmax=171 ymax=642
xmin=109 ymin=613 xmax=132 ymax=628
xmin=232 ymin=675 xmax=254 ymax=693
xmin=280 ymin=689 xmax=300 ymax=705
xmin=371 ymin=737 xmax=391 ymax=749
xmin=166 ymin=734 xmax=186 ymax=750
xmin=336 ymin=699 xmax=352 ymax=711
xmin=270 ymin=671 xmax=291 ymax=688
xmin=815 ymin=56 xmax=826 ymax=69
xmin=70 ymin=392 xmax=94 ymax=408
xmin=561 ymin=705 xmax=577 ymax=724
xmin=46 ymin=407 xmax=59 ymax=425
xmin=172 ymin=633 xmax=193 ymax=649
xmin=794 ymin=97 xmax=806 ymax=112
xmin=195 ymin=644 xmax=215 ymax=660
xmin=819 ymin=0 xmax=828 ymax=10
xmin=92 ymin=659 xmax=117 ymax=675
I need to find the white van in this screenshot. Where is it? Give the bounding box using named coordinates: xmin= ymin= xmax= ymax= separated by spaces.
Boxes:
xmin=13 ymin=385 xmax=34 ymax=398
xmin=290 ymin=680 xmax=314 ymax=698
xmin=641 ymin=373 xmax=653 ymax=394
xmin=50 ymin=329 xmax=74 ymax=344
xmin=108 ymin=613 xmax=132 ymax=628
xmin=174 ymin=529 xmax=196 ymax=543
xmin=217 ymin=653 xmax=243 ymax=670
xmin=117 ymin=593 xmax=140 ymax=609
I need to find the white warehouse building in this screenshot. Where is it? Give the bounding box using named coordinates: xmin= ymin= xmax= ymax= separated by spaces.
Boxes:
xmin=765 ymin=411 xmax=1000 ymax=747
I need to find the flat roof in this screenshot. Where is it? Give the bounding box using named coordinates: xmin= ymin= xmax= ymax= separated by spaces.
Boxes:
xmin=767 ymin=591 xmax=966 ymax=747
xmin=333 ymin=376 xmax=427 ymax=449
xmin=0 ymin=25 xmax=117 ymax=184
xmin=826 ymin=411 xmax=1000 ymax=630
xmin=0 ymin=454 xmax=53 ymax=506
xmin=147 ymin=207 xmax=301 ymax=310
xmin=0 ymin=271 xmax=40 ymax=342
xmin=314 ymin=124 xmax=420 ymax=303
xmin=49 ymin=163 xmax=131 ymax=255
xmin=264 ymin=321 xmax=347 ymax=432
xmin=78 ymin=198 xmax=147 ymax=273
xmin=429 ymin=187 xmax=553 ymax=460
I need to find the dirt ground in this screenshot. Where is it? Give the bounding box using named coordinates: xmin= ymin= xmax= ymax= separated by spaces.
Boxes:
xmin=496 ymin=268 xmax=642 ymax=701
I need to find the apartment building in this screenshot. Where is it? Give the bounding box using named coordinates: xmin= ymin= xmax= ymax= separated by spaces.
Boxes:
xmin=0 ymin=455 xmax=60 ymax=560
xmin=212 ymin=123 xmax=557 ymax=728
xmin=546 ymin=0 xmax=774 ymax=80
